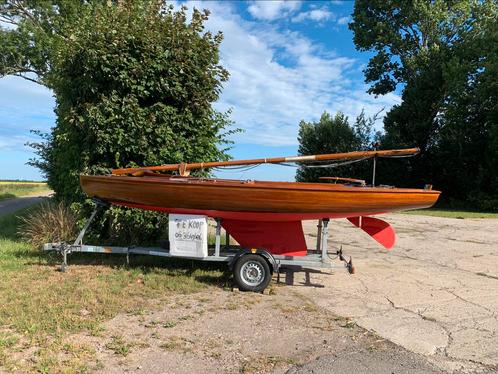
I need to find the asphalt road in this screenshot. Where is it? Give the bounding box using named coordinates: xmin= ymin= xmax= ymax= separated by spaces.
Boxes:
xmin=0 ymin=194 xmax=51 ymax=217
xmin=294 ymin=215 xmax=498 ymax=373
xmin=288 ymin=350 xmax=443 ymax=374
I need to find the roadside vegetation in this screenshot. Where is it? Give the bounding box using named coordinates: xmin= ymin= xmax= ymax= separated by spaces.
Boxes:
xmin=1 ymin=2 xmax=237 ymax=244
xmin=0 ymin=181 xmax=50 ymax=201
xmin=19 ymin=200 xmax=78 ymax=247
xmin=0 ymin=204 xmax=226 ymax=372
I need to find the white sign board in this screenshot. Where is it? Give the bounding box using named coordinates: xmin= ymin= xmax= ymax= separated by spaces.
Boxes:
xmin=169 ymin=214 xmax=208 ymax=258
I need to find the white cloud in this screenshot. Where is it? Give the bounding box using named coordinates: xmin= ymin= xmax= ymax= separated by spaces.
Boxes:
xmin=0 ymin=134 xmax=37 ymax=151
xmin=0 ymin=76 xmax=55 ymax=151
xmin=187 ymin=1 xmax=400 ymax=146
xmin=336 ymin=16 xmax=350 ymax=25
xmin=1 ymin=1 xmax=399 ymax=157
xmin=247 ymin=1 xmax=301 ymax=21
xmin=292 ymin=8 xmax=334 ymax=23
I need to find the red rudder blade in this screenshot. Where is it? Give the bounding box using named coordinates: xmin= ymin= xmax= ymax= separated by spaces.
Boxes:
xmin=347 ymin=216 xmax=396 ymax=250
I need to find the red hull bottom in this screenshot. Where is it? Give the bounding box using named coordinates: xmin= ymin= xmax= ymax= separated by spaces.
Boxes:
xmin=115 ymin=202 xmax=395 ymax=257
xmin=117 ymin=202 xmax=313 ymax=256
xmin=222 ymin=220 xmax=307 ymax=256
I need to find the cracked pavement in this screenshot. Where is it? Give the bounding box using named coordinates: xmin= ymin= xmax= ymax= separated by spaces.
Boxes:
xmin=294 ymin=214 xmax=498 ymax=373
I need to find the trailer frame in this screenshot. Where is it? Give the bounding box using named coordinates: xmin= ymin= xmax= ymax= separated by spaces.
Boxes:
xmin=44 ymin=199 xmax=354 ymax=291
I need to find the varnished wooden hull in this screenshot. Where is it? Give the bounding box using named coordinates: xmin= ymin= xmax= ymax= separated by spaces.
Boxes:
xmin=80 ymin=175 xmax=440 ymax=221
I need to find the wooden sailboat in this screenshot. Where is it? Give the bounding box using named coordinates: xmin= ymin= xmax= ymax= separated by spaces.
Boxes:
xmin=80 ymin=148 xmax=440 ymax=256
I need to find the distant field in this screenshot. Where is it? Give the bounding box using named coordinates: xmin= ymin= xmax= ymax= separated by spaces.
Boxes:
xmin=0 ymin=181 xmax=51 ymax=201
xmin=401 ymin=208 xmax=498 ymax=219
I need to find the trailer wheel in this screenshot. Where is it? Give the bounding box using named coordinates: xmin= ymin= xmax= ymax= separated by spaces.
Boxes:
xmin=233 ymin=254 xmax=272 ymax=292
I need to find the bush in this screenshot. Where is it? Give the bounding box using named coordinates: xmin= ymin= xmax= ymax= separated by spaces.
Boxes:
xmin=19 ymin=201 xmax=77 ymax=248
xmin=3 ymin=2 xmax=236 ymax=243
xmin=98 ymin=205 xmax=169 ymax=246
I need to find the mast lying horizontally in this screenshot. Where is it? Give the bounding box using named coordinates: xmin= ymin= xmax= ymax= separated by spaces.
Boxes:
xmin=111 ymin=147 xmax=420 ymax=176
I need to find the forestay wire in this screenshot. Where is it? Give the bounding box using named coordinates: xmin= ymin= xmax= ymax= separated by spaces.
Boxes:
xmin=212 ymin=164 xmax=262 ymax=172
xmin=211 ymin=152 xmax=415 ymax=172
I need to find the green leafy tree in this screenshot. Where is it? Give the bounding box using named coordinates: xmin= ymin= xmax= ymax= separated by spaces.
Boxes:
xmin=350 ymin=0 xmax=476 ymax=152
xmin=433 ymin=6 xmax=498 ymax=209
xmin=1 ymin=1 xmax=236 ymax=242
xmin=350 ymin=0 xmax=498 ymax=208
xmin=296 ymin=111 xmax=377 ymax=183
xmin=352 ymin=109 xmax=382 ymax=151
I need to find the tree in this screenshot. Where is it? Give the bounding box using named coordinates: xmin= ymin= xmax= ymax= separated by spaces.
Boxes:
xmin=433 ymin=6 xmax=498 ymax=209
xmin=350 ymin=0 xmax=477 ymax=152
xmin=350 ymin=0 xmax=498 ymax=208
xmin=296 ymin=111 xmax=377 ymax=183
xmin=1 ymin=1 xmax=236 ymax=242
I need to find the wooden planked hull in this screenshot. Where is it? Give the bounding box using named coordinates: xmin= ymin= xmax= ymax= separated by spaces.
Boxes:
xmin=80 ymin=175 xmax=441 ymax=221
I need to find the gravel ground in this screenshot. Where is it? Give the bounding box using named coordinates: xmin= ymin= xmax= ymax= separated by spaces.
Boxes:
xmin=5 ymin=207 xmax=497 ymax=373
xmin=62 ymin=287 xmax=444 ymax=374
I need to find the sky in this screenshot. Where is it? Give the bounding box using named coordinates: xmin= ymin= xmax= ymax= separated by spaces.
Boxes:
xmin=0 ymin=0 xmax=400 ymax=181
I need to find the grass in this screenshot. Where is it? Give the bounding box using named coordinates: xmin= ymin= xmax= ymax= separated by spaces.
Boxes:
xmin=0 ymin=204 xmax=227 ymax=372
xmin=0 ymin=181 xmax=51 ymax=201
xmin=106 ymin=335 xmax=133 ymax=356
xmin=400 ymin=208 xmax=498 ymax=219
xmin=19 ymin=200 xmax=78 ymax=247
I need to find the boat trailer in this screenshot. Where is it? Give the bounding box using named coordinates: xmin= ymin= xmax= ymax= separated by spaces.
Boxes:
xmin=44 ymin=199 xmax=355 ymax=292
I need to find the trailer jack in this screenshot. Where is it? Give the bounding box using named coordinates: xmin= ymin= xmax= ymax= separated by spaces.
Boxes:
xmin=56 ymin=198 xmax=109 ymax=272
xmin=336 ymin=246 xmax=355 ymax=274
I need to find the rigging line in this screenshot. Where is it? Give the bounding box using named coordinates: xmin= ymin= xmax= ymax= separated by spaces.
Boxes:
xmin=203 ymin=151 xmax=412 ymax=172
xmin=277 ymin=157 xmax=370 ymax=168
xmin=302 ymin=154 xmax=376 ymax=165
xmin=260 ymin=156 xmax=375 ymax=169
xmin=303 ymin=157 xmax=370 ymax=169
xmin=213 ymin=163 xmax=262 ymax=172
xmin=213 ymin=163 xmax=260 ymax=170
xmin=277 ymin=162 xmax=300 ymax=168
xmin=379 ymin=154 xmax=416 ymax=159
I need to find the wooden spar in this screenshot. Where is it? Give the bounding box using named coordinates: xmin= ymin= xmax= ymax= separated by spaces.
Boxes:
xmin=111 ymin=147 xmax=420 ymax=176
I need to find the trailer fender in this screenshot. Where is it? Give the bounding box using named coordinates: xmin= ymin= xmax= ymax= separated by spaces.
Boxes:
xmin=229 ymin=248 xmax=278 ymax=273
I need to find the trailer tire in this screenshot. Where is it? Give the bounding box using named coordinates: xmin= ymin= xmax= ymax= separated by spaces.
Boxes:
xmin=233 ymin=254 xmax=272 ymax=292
